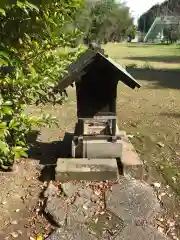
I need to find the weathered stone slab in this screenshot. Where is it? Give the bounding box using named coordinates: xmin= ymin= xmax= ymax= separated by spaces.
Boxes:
xmin=105 ymin=178 xmax=160 ymax=224
xmin=55 ymin=158 xmax=118 ymax=181
xmin=87 ymin=210 xmax=125 ymax=239
xmin=66 ymin=200 xmax=97 ymax=225
xmin=44 ymin=197 xmax=67 ymax=226
xmin=115 ymin=224 xmax=168 ymax=240
xmin=46 ymin=225 xmax=97 ymax=240
xmin=44 ymin=182 xmax=60 ymax=199
xmin=116 ymin=125 xmax=126 ymax=138
xmin=120 ymin=134 xmax=142 ymax=166
xmin=116 ymin=127 xmax=143 ymax=179
xmin=61 ymin=182 xmax=82 ymax=197
xmin=78 ymin=187 xmax=99 ymax=202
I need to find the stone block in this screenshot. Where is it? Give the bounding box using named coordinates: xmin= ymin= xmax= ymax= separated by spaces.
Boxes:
xmin=105 ymin=178 xmax=160 ymax=224
xmin=46 ymin=225 xmax=97 ymax=240
xmin=55 ymin=158 xmax=118 ymax=181
xmin=44 ymin=182 xmax=59 ymax=199
xmin=44 ymin=197 xmax=67 ymax=227
xmin=115 ymin=224 xmax=168 ymax=240
xmin=61 ymin=182 xmax=82 ymax=197
xmin=116 ymin=127 xmax=143 ymax=180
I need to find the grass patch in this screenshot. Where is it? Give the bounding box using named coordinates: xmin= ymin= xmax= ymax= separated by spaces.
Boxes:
xmin=103 ymin=43 xmax=180 ymax=237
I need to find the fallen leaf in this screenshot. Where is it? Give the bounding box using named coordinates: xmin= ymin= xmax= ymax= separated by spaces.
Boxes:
xmin=94 ymin=190 xmax=101 ymax=196
xmin=167 ymin=219 xmax=176 ymax=227
xmin=158 ymin=192 xmax=166 ymax=200
xmin=157 ymin=226 xmax=164 ymax=234
xmin=83 ymin=205 xmax=88 ymax=210
xmin=10 ymin=232 xmax=19 ymax=238
xmin=100 ymin=211 xmax=105 ymax=215
xmin=17 ymin=230 xmax=22 ymax=235
xmin=157 ymin=142 xmax=164 ymax=148
xmin=172 ymin=177 xmax=176 ymax=183
xmin=11 ymin=220 xmax=18 ymax=225
xmin=95 ymin=218 xmax=98 ymax=224
xmin=127 ymin=134 xmax=134 ymax=139
xmin=152 ymin=182 xmax=161 ymax=188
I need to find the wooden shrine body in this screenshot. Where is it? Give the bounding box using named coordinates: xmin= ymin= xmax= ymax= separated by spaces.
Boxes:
xmin=58 ymin=49 xmax=141 ymax=159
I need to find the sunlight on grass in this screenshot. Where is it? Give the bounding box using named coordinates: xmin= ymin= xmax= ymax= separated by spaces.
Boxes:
xmin=104 ymin=43 xmax=180 ymax=70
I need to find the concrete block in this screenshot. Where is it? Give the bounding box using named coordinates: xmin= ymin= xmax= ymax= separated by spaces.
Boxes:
xmin=120 ymin=135 xmax=142 ymax=166
xmin=116 ymin=126 xmax=143 ymax=179
xmin=120 ymin=136 xmax=143 ymax=179
xmin=55 ymin=158 xmax=118 ymax=181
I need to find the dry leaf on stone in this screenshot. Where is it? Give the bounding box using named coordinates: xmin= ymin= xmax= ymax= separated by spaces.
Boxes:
xmin=167 ymin=219 xmax=176 ymax=227
xmin=83 ymin=204 xmax=88 ymax=210
xmin=157 ymin=142 xmax=165 ymax=148
xmin=95 ymin=218 xmax=98 ymax=224
xmin=172 ymin=177 xmax=176 ymax=183
xmin=127 ymin=134 xmax=134 ymax=139
xmin=10 ymin=232 xmax=19 ymax=238
xmin=158 ymin=192 xmax=166 ymax=200
xmin=152 ymin=182 xmax=161 ymax=188
xmin=157 ymin=226 xmax=164 ymax=234
xmin=11 ymin=220 xmax=18 ymax=225
xmin=94 ymin=190 xmax=101 ymax=196
xmin=100 ymin=211 xmax=105 ymax=215
xmin=17 ymin=230 xmax=22 ymax=235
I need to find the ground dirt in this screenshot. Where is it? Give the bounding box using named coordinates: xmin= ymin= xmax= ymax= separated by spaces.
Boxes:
xmin=0 ymin=43 xmax=180 ymax=239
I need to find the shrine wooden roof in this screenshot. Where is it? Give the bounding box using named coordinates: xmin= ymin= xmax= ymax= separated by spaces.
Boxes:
xmin=57 ymin=49 xmax=141 ymax=91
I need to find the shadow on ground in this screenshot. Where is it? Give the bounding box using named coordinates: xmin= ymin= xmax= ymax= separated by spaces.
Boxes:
xmin=159 ymin=112 xmax=180 ymax=118
xmin=126 ymin=67 xmax=180 ymax=89
xmin=125 ymin=56 xmax=180 ymax=63
xmin=127 ymin=43 xmax=173 ymax=48
xmin=28 ymin=132 xmax=73 ymax=182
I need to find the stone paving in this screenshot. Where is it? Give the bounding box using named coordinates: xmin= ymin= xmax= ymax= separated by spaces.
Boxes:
xmin=44 ymin=177 xmax=169 ymax=240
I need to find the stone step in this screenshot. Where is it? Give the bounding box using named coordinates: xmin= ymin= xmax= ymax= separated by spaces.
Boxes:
xmin=55 ymin=158 xmax=118 ymax=181
xmin=118 ymin=131 xmax=143 ymax=180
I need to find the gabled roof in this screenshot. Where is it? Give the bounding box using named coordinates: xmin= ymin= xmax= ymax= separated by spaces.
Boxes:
xmin=57 ymin=49 xmax=141 ymax=91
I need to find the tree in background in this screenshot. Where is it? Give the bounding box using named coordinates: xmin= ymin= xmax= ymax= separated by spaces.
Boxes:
xmin=127 ymin=25 xmax=136 ymax=42
xmin=75 ymin=0 xmax=134 ymax=43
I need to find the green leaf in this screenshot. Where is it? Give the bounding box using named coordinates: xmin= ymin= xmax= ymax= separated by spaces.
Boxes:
xmin=2 ymin=106 xmax=13 ymax=115
xmin=16 ymin=1 xmax=25 ymax=8
xmin=12 ymin=146 xmax=28 ymax=159
xmin=0 ymin=140 xmax=9 ymax=155
xmin=4 ymin=100 xmax=13 ymax=106
xmin=0 ymin=8 xmax=6 ymax=16
xmin=0 ymin=51 xmax=10 ymax=61
xmin=25 ymin=1 xmax=39 ymax=12
xmin=9 ymin=120 xmax=19 ymax=130
xmin=20 ymin=151 xmax=28 ymax=158
xmin=0 ymin=122 xmax=7 ymax=129
xmin=0 ymin=58 xmax=8 ymax=66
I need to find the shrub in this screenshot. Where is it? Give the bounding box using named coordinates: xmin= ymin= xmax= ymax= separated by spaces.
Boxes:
xmin=0 ymin=0 xmax=85 ymax=170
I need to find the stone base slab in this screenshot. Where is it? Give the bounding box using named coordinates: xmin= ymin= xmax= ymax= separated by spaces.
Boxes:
xmin=55 ymin=158 xmax=118 ymax=181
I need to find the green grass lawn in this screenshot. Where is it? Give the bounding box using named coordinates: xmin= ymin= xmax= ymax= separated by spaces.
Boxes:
xmin=104 ymin=43 xmax=180 ymax=70
xmin=104 ymin=43 xmax=180 ymax=238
